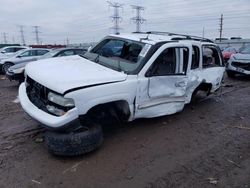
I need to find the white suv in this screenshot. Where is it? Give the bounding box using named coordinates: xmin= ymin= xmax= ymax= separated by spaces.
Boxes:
xmin=18 ymin=32 xmax=225 ymax=155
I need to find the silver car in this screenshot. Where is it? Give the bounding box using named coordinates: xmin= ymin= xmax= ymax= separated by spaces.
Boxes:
xmin=226 ymin=47 xmax=250 ymax=77
xmin=0 ymin=48 xmax=50 ymax=74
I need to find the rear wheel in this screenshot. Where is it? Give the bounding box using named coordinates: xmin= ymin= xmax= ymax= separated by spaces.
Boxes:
xmin=2 ymin=62 xmax=14 ymax=74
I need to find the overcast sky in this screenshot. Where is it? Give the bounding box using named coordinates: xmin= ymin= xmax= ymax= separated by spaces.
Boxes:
xmin=0 ymin=0 xmax=249 ymax=44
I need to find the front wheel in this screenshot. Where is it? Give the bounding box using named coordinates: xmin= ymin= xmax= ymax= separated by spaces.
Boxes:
xmin=2 ymin=62 xmax=14 ymax=74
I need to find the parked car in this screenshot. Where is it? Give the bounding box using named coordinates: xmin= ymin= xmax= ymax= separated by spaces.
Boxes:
xmin=19 ymin=32 xmax=225 ymax=156
xmin=222 ymin=47 xmax=237 ymax=62
xmin=0 ymin=46 xmax=29 ymax=60
xmin=226 ymin=47 xmax=250 ymax=77
xmin=0 ymin=48 xmax=50 ymax=74
xmin=6 ymin=48 xmax=87 ymax=83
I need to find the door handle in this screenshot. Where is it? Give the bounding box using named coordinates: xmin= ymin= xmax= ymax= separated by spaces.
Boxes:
xmin=175 ymin=81 xmax=186 ymax=87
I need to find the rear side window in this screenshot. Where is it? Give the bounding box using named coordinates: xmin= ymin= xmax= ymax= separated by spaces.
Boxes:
xmin=191 ymin=46 xmax=200 ymax=69
xmin=202 ymin=46 xmax=222 ymax=68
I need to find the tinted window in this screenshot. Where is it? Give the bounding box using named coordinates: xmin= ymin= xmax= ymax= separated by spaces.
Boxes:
xmin=19 ymin=51 xmax=31 ymax=57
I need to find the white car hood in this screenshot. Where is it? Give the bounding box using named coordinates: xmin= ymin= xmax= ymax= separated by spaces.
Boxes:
xmin=233 ymin=53 xmax=250 ymax=61
xmin=25 ymin=55 xmax=127 ymax=94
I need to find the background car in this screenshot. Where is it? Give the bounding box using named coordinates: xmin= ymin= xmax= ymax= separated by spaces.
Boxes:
xmin=0 ymin=46 xmax=29 ymax=60
xmin=0 ymin=48 xmax=50 ymax=74
xmin=6 ymin=48 xmax=87 ymax=83
xmin=222 ymin=47 xmax=237 ymax=62
xmin=226 ymin=46 xmax=250 ymax=77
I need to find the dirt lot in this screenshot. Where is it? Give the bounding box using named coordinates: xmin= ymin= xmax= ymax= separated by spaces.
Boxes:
xmin=0 ymin=75 xmax=249 ymax=188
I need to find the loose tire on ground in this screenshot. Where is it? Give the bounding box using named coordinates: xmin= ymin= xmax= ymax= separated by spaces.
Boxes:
xmin=45 ymin=124 xmax=103 ymax=156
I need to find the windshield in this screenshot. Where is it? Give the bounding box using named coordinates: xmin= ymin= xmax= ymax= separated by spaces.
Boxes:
xmin=223 ymin=47 xmax=236 ymax=53
xmin=81 ymin=37 xmax=151 ymax=74
xmin=40 ymin=49 xmax=60 ymax=59
xmin=240 ymin=47 xmax=250 ymax=54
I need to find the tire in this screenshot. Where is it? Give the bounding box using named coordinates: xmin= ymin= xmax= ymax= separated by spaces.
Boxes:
xmin=45 ymin=124 xmax=103 ymax=156
xmin=2 ymin=62 xmax=14 ymax=74
xmin=226 ymin=70 xmax=236 ymax=78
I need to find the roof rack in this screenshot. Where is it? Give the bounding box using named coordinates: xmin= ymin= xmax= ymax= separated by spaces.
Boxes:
xmin=133 ymin=31 xmax=214 ymax=43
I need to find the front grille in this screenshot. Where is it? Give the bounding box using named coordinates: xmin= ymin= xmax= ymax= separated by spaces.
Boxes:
xmin=26 ymin=76 xmax=49 ymax=113
xmin=232 ymin=62 xmax=250 ymax=71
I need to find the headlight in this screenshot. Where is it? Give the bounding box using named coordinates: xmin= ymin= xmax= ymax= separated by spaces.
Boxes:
xmin=13 ymin=67 xmax=25 ymax=74
xmin=48 ymin=92 xmax=75 ymax=107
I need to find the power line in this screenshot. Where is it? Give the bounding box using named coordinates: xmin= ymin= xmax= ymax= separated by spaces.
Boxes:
xmin=219 ymin=14 xmax=223 ymax=42
xmin=18 ymin=25 xmax=25 ymax=45
xmin=33 ymin=26 xmax=41 ymax=45
xmin=107 ymin=1 xmax=123 ymax=35
xmin=131 ymin=5 xmax=146 ymax=32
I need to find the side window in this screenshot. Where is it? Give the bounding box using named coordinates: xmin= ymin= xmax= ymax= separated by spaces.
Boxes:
xmin=74 ymin=49 xmax=86 ymax=55
xmin=4 ymin=48 xmax=15 ymax=53
xmin=58 ymin=50 xmax=75 ymax=57
xmin=202 ymin=46 xmax=222 ymax=68
xmin=191 ymin=46 xmax=200 ymax=69
xmin=36 ymin=50 xmax=48 ymax=56
xmin=19 ymin=51 xmax=31 ymax=57
xmin=147 ymin=47 xmax=189 ymax=77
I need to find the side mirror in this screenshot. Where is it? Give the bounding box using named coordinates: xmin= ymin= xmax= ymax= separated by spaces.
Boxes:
xmin=17 ymin=55 xmax=21 ymax=58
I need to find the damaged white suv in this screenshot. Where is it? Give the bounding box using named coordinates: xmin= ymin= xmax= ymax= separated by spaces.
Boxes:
xmin=19 ymin=32 xmax=225 ymax=156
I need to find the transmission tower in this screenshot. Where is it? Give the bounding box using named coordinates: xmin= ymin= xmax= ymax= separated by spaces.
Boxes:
xmin=131 ymin=5 xmax=146 ymax=33
xmin=2 ymin=32 xmax=8 ymax=44
xmin=219 ymin=14 xmax=223 ymax=42
xmin=33 ymin=26 xmax=41 ymax=45
xmin=107 ymin=1 xmax=123 ymax=35
xmin=18 ymin=25 xmax=25 ymax=45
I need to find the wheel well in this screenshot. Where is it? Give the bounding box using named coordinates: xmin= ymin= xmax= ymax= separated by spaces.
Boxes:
xmin=4 ymin=62 xmax=14 ymax=65
xmin=80 ymin=100 xmax=131 ymax=125
xmin=192 ymin=82 xmax=212 ymax=99
xmin=196 ymin=82 xmax=212 ymax=92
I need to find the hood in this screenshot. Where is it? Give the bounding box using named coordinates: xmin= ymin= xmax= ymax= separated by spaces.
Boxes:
xmin=232 ymin=53 xmax=250 ymax=61
xmin=25 ymin=55 xmax=127 ymax=94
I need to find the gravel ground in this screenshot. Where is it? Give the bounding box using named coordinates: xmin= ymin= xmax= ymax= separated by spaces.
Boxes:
xmin=0 ymin=75 xmax=249 ymax=188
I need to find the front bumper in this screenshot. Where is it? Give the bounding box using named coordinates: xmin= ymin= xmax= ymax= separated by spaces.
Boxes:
xmin=6 ymin=71 xmax=24 ymax=82
xmin=226 ymin=61 xmax=250 ymax=75
xmin=19 ymin=83 xmax=79 ymax=129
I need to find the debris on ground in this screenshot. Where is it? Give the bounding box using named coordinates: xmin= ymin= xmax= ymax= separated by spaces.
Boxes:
xmin=207 ymin=177 xmax=218 ymax=185
xmin=34 ymin=137 xmax=44 ymax=143
xmin=12 ymin=96 xmax=20 ymax=104
xmin=227 ymin=159 xmax=241 ymax=168
xmin=63 ymin=162 xmax=82 ymax=174
xmin=31 ymin=180 xmax=41 ymax=185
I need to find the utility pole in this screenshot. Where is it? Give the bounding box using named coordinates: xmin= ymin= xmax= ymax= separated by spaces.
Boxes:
xmin=202 ymin=27 xmax=205 ymax=38
xmin=3 ymin=32 xmax=8 ymax=44
xmin=66 ymin=37 xmax=69 ymax=46
xmin=131 ymin=5 xmax=146 ymax=33
xmin=33 ymin=26 xmax=41 ymax=45
xmin=219 ymin=14 xmax=223 ymax=42
xmin=18 ymin=25 xmax=25 ymax=45
xmin=107 ymin=1 xmax=123 ymax=35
